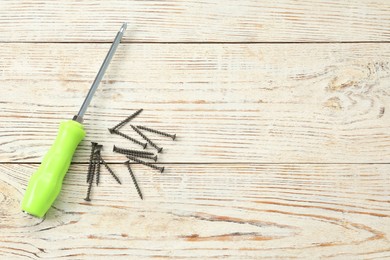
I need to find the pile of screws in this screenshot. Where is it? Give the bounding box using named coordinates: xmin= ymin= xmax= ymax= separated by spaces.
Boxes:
xmin=85 ymin=142 xmax=122 ymax=201
xmin=84 ymin=109 xmax=176 ymax=201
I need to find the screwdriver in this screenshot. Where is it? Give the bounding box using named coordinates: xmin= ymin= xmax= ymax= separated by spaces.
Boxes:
xmin=21 ymin=23 xmax=127 ymax=218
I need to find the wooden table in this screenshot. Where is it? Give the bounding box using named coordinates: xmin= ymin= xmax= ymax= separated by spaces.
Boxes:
xmin=1 ymin=1 xmax=390 ymax=259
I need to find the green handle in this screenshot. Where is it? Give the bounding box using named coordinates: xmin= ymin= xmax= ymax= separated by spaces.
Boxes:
xmin=21 ymin=120 xmax=86 ymax=218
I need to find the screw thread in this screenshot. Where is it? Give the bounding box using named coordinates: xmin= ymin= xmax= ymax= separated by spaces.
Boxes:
xmin=112 ymin=109 xmax=143 ymax=130
xmin=87 ymin=142 xmax=97 ymax=183
xmin=137 ymin=125 xmax=176 ymax=140
xmin=100 ymin=157 xmax=122 ymax=184
xmin=127 ymin=155 xmax=164 ymax=173
xmin=113 ymin=145 xmax=154 ymax=156
xmin=125 ymin=162 xmax=143 ymax=200
xmin=109 ymin=128 xmax=147 ymax=149
xmin=131 ymin=125 xmax=163 ymax=153
xmin=130 ymin=153 xmax=158 ymax=162
xmin=95 ymin=152 xmax=101 ymax=186
xmin=112 ymin=108 xmax=143 ymax=130
xmin=85 ymin=164 xmax=95 ymax=201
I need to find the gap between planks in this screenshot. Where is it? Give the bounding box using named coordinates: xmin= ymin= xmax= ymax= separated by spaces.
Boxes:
xmin=1 ymin=41 xmax=390 ymax=44
xmin=3 ymin=162 xmax=390 ymax=165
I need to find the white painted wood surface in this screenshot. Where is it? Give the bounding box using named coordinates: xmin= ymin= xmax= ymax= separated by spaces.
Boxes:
xmin=0 ymin=0 xmax=390 ymax=259
xmin=0 ymin=0 xmax=389 ymax=42
xmin=1 ymin=164 xmax=390 ymax=259
xmin=1 ymin=43 xmax=390 ymax=163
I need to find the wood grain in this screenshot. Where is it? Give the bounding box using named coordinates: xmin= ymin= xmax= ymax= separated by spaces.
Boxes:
xmin=1 ymin=43 xmax=390 ymax=163
xmin=0 ymin=0 xmax=389 ymax=42
xmin=1 ymin=1 xmax=390 ymax=258
xmin=1 ymin=163 xmax=389 ymax=259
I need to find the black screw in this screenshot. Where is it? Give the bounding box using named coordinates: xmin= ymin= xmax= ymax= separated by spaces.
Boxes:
xmin=113 ymin=145 xmax=155 ymax=156
xmin=125 ymin=161 xmax=143 ymax=200
xmin=131 ymin=125 xmax=163 ymax=153
xmin=85 ymin=158 xmax=96 ymax=202
xmin=129 ymin=153 xmax=158 ymax=162
xmin=88 ymin=155 xmax=97 ymax=184
xmin=84 ymin=171 xmax=94 ymax=201
xmin=95 ymin=156 xmax=101 ymax=186
xmin=111 ymin=109 xmax=143 ymax=131
xmin=127 ymin=155 xmax=164 ymax=173
xmin=85 ymin=144 xmax=102 ymax=201
xmin=109 ymin=128 xmax=147 ymax=149
xmin=87 ymin=142 xmax=98 ymax=183
xmin=137 ymin=125 xmax=176 ymax=140
xmin=100 ymin=157 xmax=122 ymax=184
xmin=94 ymin=146 xmax=103 ymax=186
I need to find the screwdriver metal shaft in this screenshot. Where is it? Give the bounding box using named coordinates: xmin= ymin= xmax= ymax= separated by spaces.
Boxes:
xmin=73 ymin=23 xmax=127 ymax=123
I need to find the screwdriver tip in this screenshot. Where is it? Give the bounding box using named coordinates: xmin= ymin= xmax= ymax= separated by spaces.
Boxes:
xmin=120 ymin=23 xmax=127 ymax=33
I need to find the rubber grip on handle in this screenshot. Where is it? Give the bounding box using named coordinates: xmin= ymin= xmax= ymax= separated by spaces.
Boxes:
xmin=21 ymin=120 xmax=86 ymax=218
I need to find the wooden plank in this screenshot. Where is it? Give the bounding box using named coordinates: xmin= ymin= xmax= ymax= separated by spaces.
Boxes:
xmin=0 ymin=0 xmax=389 ymax=42
xmin=1 ymin=43 xmax=390 ymax=163
xmin=1 ymin=163 xmax=389 ymax=258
